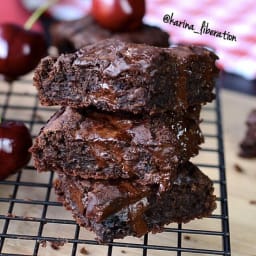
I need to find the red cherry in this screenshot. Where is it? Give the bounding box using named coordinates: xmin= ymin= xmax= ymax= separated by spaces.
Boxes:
xmin=0 ymin=121 xmax=32 ymax=180
xmin=91 ymin=0 xmax=145 ymax=32
xmin=0 ymin=23 xmax=47 ymax=81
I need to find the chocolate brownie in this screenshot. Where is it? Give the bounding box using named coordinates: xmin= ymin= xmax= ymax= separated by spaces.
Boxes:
xmin=54 ymin=161 xmax=216 ymax=243
xmin=50 ymin=15 xmax=170 ymax=53
xmin=239 ymin=109 xmax=256 ymax=158
xmin=30 ymin=106 xmax=203 ymax=187
xmin=34 ymin=39 xmax=219 ymax=114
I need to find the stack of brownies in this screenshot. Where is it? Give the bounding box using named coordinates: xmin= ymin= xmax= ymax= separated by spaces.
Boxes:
xmin=31 ymin=39 xmax=219 ymax=243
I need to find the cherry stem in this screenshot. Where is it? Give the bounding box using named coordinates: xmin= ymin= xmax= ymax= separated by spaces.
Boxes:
xmin=24 ymin=0 xmax=58 ymax=30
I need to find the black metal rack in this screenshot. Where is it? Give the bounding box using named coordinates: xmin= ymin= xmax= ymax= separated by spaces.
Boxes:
xmin=0 ymin=77 xmax=231 ymax=256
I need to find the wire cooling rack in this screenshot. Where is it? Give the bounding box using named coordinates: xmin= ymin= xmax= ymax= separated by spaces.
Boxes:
xmin=0 ymin=75 xmax=231 ymax=256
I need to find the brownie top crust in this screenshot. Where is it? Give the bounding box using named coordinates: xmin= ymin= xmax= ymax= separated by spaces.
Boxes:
xmin=34 ymin=39 xmax=219 ymax=114
xmin=70 ymin=39 xmax=217 ymax=78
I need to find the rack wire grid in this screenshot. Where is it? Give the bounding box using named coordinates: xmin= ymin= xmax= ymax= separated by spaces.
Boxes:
xmin=0 ymin=75 xmax=231 ymax=256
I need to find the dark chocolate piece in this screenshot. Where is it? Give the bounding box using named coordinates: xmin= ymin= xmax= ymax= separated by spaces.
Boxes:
xmin=34 ymin=39 xmax=219 ymax=115
xmin=54 ymin=162 xmax=216 ymax=243
xmin=239 ymin=109 xmax=256 ymax=158
xmin=30 ymin=106 xmax=203 ymax=187
xmin=50 ymin=15 xmax=170 ymax=53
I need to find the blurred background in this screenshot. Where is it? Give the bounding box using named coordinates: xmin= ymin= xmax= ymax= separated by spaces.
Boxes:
xmin=0 ymin=0 xmax=255 ymax=94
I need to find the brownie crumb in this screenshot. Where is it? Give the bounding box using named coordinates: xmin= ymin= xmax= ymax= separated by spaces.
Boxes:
xmin=39 ymin=240 xmax=47 ymax=248
xmin=121 ymin=250 xmax=126 ymax=254
xmin=7 ymin=213 xmax=16 ymax=218
xmin=24 ymin=216 xmax=35 ymax=220
xmin=50 ymin=240 xmax=66 ymax=250
xmin=249 ymin=200 xmax=256 ymax=205
xmin=184 ymin=235 xmax=191 ymax=240
xmin=80 ymin=247 xmax=89 ymax=255
xmin=234 ymin=163 xmax=245 ymax=173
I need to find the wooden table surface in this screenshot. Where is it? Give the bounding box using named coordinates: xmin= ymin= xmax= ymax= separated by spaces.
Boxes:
xmin=0 ymin=75 xmax=255 ymax=255
xmin=220 ymin=89 xmax=256 ymax=256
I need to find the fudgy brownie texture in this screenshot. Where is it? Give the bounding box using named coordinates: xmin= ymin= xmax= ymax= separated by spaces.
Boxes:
xmin=50 ymin=15 xmax=170 ymax=53
xmin=239 ymin=109 xmax=256 ymax=158
xmin=30 ymin=106 xmax=203 ymax=188
xmin=34 ymin=39 xmax=219 ymax=115
xmin=54 ymin=161 xmax=216 ymax=243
